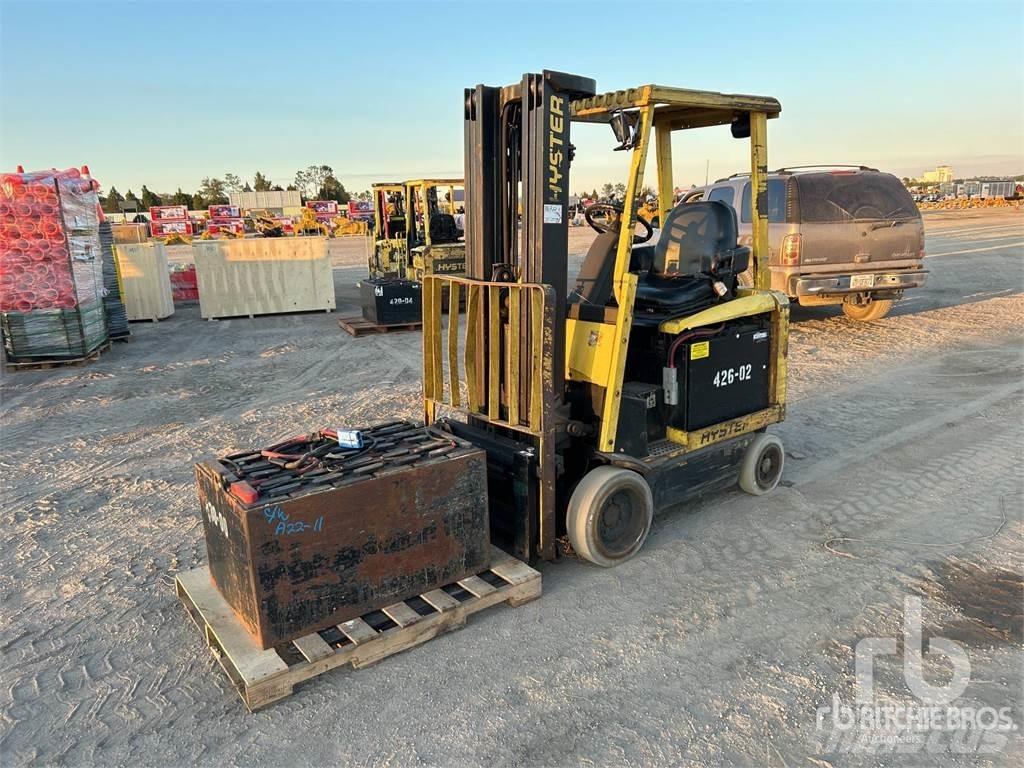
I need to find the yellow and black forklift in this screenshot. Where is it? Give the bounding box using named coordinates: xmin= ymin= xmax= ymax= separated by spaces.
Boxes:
xmin=355 ymin=179 xmax=468 ymax=331
xmin=423 ymin=71 xmax=790 ymax=566
xmin=369 ymin=182 xmax=408 ymax=278
xmin=404 ymin=178 xmax=467 ymax=283
xmin=369 ymin=179 xmax=467 ymax=281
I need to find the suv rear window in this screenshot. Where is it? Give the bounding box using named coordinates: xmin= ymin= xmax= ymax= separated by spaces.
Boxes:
xmin=707 ymin=186 xmax=735 ymax=207
xmin=740 ymin=179 xmax=787 ymax=223
xmin=794 ymin=172 xmax=918 ymax=222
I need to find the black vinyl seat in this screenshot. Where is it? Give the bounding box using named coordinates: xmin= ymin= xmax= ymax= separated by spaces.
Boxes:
xmin=568 ymin=200 xmax=749 ymax=324
xmin=429 ymin=213 xmax=461 ymax=244
xmin=633 ymin=201 xmax=750 ymax=323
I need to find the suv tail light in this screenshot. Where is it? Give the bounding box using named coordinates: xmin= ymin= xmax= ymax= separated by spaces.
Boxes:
xmin=781 ymin=233 xmax=802 ymax=265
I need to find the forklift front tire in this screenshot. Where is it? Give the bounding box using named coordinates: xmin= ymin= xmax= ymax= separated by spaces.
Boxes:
xmin=738 ymin=434 xmax=785 ymax=495
xmin=567 ymin=466 xmax=653 ymax=567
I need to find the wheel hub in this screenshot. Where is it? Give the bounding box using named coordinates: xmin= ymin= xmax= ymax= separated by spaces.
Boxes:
xmin=756 ymin=445 xmax=782 ymax=488
xmin=596 ymin=489 xmax=644 ymax=558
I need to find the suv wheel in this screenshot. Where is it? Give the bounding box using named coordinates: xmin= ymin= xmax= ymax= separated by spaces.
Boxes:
xmin=842 ymin=298 xmax=893 ymax=321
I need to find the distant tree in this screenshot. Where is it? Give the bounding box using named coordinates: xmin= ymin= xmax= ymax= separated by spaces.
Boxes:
xmin=124 ymin=189 xmax=141 ymax=211
xmin=613 ymin=182 xmax=626 ymax=198
xmin=600 ymin=183 xmax=614 ymax=199
xmin=243 ymin=182 xmax=253 ymax=192
xmin=140 ymin=185 xmax=161 ymax=209
xmin=191 ymin=192 xmax=204 ymax=210
xmin=170 ymin=188 xmax=191 ymax=206
xmin=198 ymin=177 xmax=228 ymax=205
xmin=318 ymin=174 xmax=350 ymax=203
xmin=294 ymin=165 xmax=334 ymax=199
xmin=223 ymin=173 xmax=244 ymax=194
xmin=102 ymin=186 xmax=124 ymax=214
xmin=355 ymin=189 xmax=371 ymax=202
xmin=285 ymin=184 xmax=297 ymax=191
xmin=253 ymin=171 xmax=272 ymax=191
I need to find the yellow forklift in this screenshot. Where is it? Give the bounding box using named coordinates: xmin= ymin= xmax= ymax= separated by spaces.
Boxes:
xmin=369 ymin=182 xmax=408 ymax=278
xmin=356 ymin=179 xmax=468 ymax=330
xmin=405 ymin=178 xmax=467 ymax=283
xmin=422 ymin=71 xmax=789 ymax=566
xmin=369 ymin=179 xmax=466 ymax=281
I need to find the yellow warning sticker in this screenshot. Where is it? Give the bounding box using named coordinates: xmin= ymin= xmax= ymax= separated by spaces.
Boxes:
xmin=690 ymin=341 xmax=710 ymax=360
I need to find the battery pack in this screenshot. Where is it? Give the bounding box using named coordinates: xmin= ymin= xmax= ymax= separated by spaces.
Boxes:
xmin=360 ymin=278 xmax=422 ymax=325
xmin=671 ymin=324 xmax=771 ymax=431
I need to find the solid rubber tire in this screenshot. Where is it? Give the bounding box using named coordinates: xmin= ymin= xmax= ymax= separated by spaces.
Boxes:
xmin=566 ymin=466 xmax=653 ymax=567
xmin=738 ymin=433 xmax=785 ymax=495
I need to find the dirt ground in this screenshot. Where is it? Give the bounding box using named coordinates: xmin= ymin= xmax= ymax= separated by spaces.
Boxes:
xmin=1 ymin=209 xmax=1021 ymax=767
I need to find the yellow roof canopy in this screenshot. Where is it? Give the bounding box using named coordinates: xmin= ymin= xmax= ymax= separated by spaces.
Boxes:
xmin=572 ymin=85 xmax=781 ymax=131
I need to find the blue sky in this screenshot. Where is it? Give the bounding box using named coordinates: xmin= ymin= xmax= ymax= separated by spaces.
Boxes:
xmin=1 ymin=0 xmax=1021 ymax=196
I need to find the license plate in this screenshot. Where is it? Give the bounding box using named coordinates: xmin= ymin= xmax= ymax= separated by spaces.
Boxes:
xmin=850 ymin=274 xmax=875 ymax=289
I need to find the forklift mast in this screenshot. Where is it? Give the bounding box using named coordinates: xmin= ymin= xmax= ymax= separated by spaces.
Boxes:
xmin=463 ymin=71 xmax=597 ymax=400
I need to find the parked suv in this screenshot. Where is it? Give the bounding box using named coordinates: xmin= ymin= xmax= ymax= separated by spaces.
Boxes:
xmin=681 ymin=166 xmax=926 ymax=320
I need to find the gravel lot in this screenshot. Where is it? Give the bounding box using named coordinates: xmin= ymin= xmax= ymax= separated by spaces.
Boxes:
xmin=1 ymin=209 xmax=1021 ymax=767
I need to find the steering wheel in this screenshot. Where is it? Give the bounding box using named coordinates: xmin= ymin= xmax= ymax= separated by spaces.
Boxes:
xmin=584 ymin=203 xmax=653 ymax=244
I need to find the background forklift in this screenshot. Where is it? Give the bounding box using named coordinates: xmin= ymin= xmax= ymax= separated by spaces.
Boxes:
xmin=354 ymin=179 xmax=468 ymax=332
xmin=369 ymin=179 xmax=467 ymax=281
xmin=422 ymin=71 xmax=790 ymax=566
xmin=405 ymin=178 xmax=467 ymax=283
xmin=369 ymin=182 xmax=408 ymax=278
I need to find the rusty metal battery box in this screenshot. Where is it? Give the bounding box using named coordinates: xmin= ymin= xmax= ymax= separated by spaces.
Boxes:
xmin=195 ymin=422 xmax=490 ymax=649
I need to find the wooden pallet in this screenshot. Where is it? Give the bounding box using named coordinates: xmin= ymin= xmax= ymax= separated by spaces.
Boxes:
xmin=3 ymin=340 xmax=111 ymax=372
xmin=175 ymin=546 xmax=540 ymax=711
xmin=205 ymin=308 xmax=333 ymax=321
xmin=338 ymin=315 xmax=421 ymax=336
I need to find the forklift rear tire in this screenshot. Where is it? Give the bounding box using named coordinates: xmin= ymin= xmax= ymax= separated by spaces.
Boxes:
xmin=567 ymin=466 xmax=653 ymax=567
xmin=738 ymin=434 xmax=785 ymax=495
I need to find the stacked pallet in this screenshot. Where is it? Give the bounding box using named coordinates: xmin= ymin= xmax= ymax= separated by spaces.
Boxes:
xmin=99 ymin=221 xmax=130 ymax=339
xmin=0 ymin=167 xmax=110 ymax=362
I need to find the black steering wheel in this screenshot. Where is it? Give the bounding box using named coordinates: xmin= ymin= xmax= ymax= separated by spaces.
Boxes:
xmin=584 ymin=203 xmax=653 ymax=244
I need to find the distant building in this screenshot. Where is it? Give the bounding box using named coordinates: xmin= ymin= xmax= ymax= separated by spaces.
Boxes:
xmin=921 ymin=165 xmax=954 ymax=184
xmin=956 ymin=181 xmax=982 ymax=198
xmin=978 ymin=180 xmax=1015 ymax=198
xmin=229 ymin=190 xmax=302 ymax=215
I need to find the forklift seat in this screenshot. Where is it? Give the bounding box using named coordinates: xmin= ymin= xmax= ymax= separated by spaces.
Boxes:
xmin=633 ymin=201 xmax=750 ymax=322
xmin=429 ymin=213 xmax=462 ymax=245
xmin=389 ymin=216 xmax=407 ymax=238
